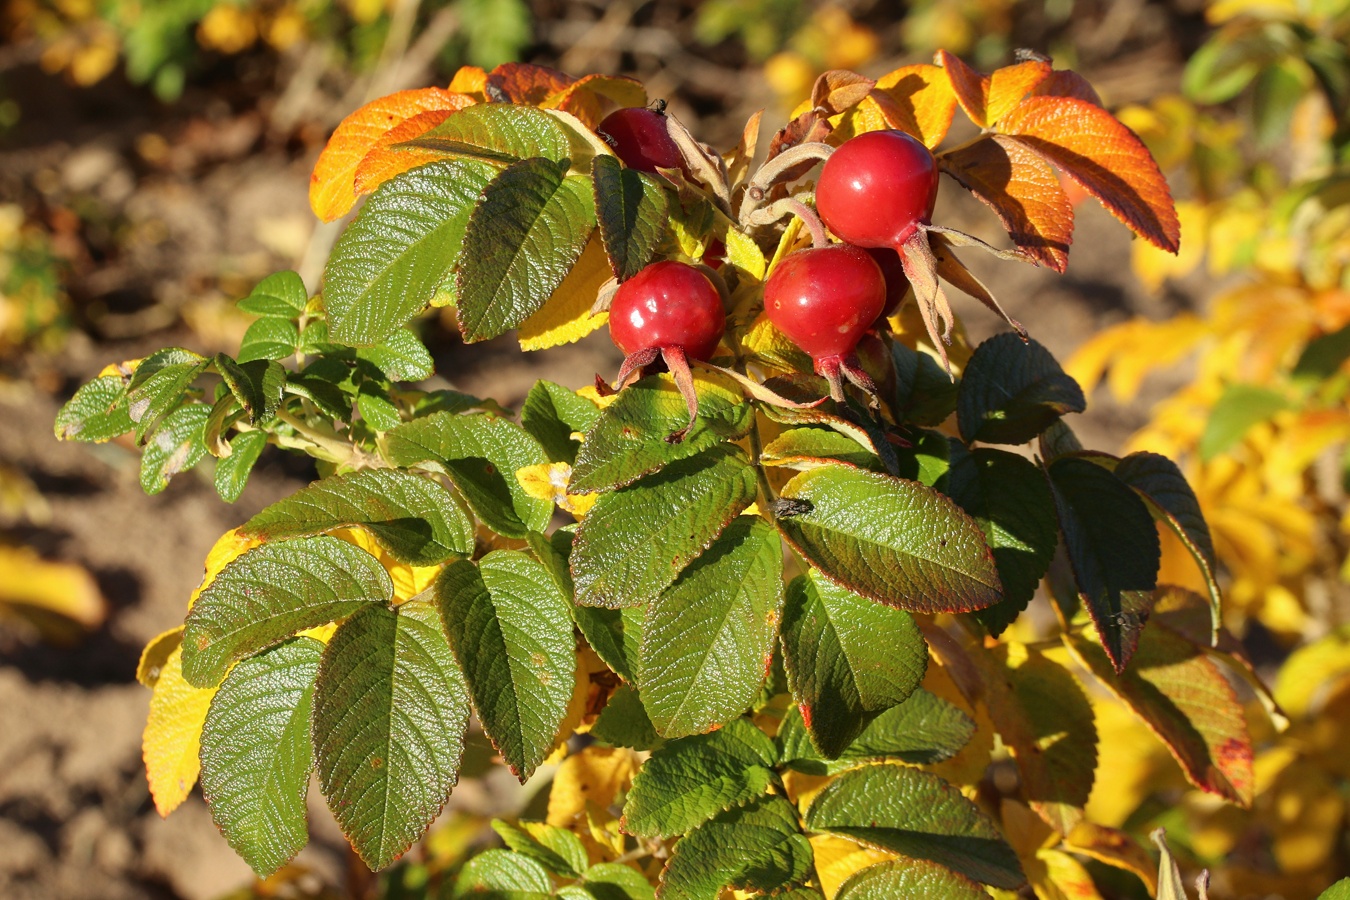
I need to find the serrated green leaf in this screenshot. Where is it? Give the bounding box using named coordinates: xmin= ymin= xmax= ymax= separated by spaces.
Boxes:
xmin=383 ymin=412 xmax=551 ymax=537
xmin=455 ymin=158 xmax=596 ymax=342
xmin=129 ymin=358 xmax=207 ymax=441
xmin=582 ymin=862 xmax=656 ymax=900
xmin=776 ymin=464 xmax=1001 ymax=614
xmin=437 ymin=551 xmax=575 ymax=781
xmin=240 ymin=469 xmax=474 ymax=565
xmin=521 ymin=380 xmax=601 ymax=465
xmin=215 ymin=355 xmax=286 ymax=424
xmin=356 ymin=385 xmax=403 ymax=432
xmin=214 ymin=428 xmax=268 ymax=503
xmin=357 ymin=328 xmax=434 ymax=382
xmin=140 ymin=402 xmax=210 ymax=495
xmin=314 ymin=599 xmax=471 ymax=871
xmin=400 ymin=103 xmax=573 ymax=163
xmin=945 ymin=446 xmax=1058 ymax=638
xmin=238 ymin=317 xmax=300 ymax=363
xmin=591 ymin=684 xmax=661 ymax=751
xmin=571 ymin=373 xmax=753 ymax=493
xmin=325 ymin=159 xmax=498 ymax=347
xmin=127 ymin=348 xmax=206 ymax=390
xmin=760 ymin=427 xmax=884 ymax=472
xmin=182 ymin=535 xmax=392 ymax=687
xmin=574 ymin=604 xmax=643 ymax=682
xmin=571 ymin=445 xmax=758 ymax=609
xmin=892 ymin=428 xmax=952 ymax=487
xmin=298 ymin=318 xmax=332 ymax=355
xmin=285 ymin=372 xmax=353 ymax=424
xmin=640 ymin=517 xmax=784 ymax=739
xmin=1047 ymin=457 xmax=1160 ymax=672
xmin=835 ymin=858 xmax=990 ymax=900
xmin=805 ymin=764 xmax=1024 ymax=889
xmin=623 ymin=717 xmax=777 ymax=839
xmin=450 ymin=848 xmax=553 ymax=898
xmin=957 ymin=334 xmax=1085 ymax=445
xmin=591 ymin=155 xmax=669 ymax=282
xmin=55 ymin=374 xmax=133 ymax=442
xmin=236 ymin=271 xmax=307 ymax=318
xmin=778 ymin=688 xmax=974 ymax=773
xmin=658 ymin=795 xmax=812 ymax=900
xmin=491 ymin=820 xmax=587 ymax=877
xmin=200 ymin=638 xmax=321 ymax=878
xmin=888 ymin=338 xmax=960 ymax=427
xmin=780 ymin=570 xmax=927 ymax=758
xmin=1198 ymin=384 xmax=1290 ymax=460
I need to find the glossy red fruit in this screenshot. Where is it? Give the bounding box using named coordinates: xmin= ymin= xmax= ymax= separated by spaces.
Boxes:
xmin=764 ymin=245 xmax=886 ymax=363
xmin=816 ymin=130 xmax=939 ymax=249
xmin=865 ymin=247 xmax=911 ymax=320
xmin=597 ymin=107 xmax=684 ymax=174
xmin=609 ymin=261 xmax=725 ymax=362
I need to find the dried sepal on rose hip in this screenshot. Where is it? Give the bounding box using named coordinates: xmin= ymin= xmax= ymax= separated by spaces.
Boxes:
xmin=605 ymin=260 xmax=726 ymax=443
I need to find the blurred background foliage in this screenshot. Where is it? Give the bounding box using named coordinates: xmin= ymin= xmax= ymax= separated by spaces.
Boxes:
xmin=2 ymin=1 xmax=1350 ymax=899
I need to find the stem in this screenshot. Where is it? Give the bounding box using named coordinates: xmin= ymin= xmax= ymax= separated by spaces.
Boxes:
xmin=739 ymin=141 xmax=834 ymax=226
xmin=276 ymin=409 xmax=360 ymax=465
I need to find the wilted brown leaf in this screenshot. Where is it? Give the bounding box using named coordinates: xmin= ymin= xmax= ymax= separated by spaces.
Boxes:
xmin=811 ymin=69 xmax=876 ymax=116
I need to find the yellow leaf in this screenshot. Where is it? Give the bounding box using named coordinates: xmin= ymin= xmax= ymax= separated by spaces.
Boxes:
xmin=1132 ymin=201 xmax=1208 ymax=291
xmin=0 ymin=544 xmax=106 ymax=631
xmin=137 ymin=626 xmax=184 ymax=688
xmin=1064 ymin=315 xmax=1206 ymax=402
xmin=448 ymin=65 xmax=488 ymax=98
xmin=518 ymin=232 xmax=611 ymax=351
xmin=1082 ymin=692 xmax=1180 ymax=828
xmin=1262 ymin=755 xmax=1344 ymax=874
xmin=922 ymin=658 xmax=994 ymax=788
xmin=576 ymin=383 xmax=619 ymax=410
xmin=743 ymin=312 xmax=813 ymax=374
xmin=546 ymin=745 xmax=640 ymax=826
xmin=1034 ymin=847 xmax=1105 ymax=900
xmin=143 ymin=645 xmax=217 ymax=816
xmin=1064 ymin=821 xmax=1158 ymax=895
xmin=725 ymin=228 xmax=766 ymax=282
xmin=809 ymin=834 xmax=896 ymax=900
xmin=1275 ymin=631 xmax=1350 ymax=719
xmin=189 ymin=528 xmax=264 ymax=609
xmin=329 ymin=527 xmax=440 ymax=602
xmin=516 ymin=461 xmax=596 ymax=520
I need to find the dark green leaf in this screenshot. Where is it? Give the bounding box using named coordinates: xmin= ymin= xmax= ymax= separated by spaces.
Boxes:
xmin=592 ymin=155 xmax=669 ymax=281
xmin=778 ymin=688 xmax=974 ymax=773
xmin=591 ymin=684 xmax=661 ymax=751
xmin=780 ymin=570 xmax=927 ymax=757
xmin=836 ymin=858 xmax=990 ymax=900
xmin=455 ymin=157 xmax=596 ymax=342
xmin=140 ymin=402 xmax=210 ymax=495
xmin=946 ymin=446 xmax=1059 ymax=638
xmin=399 ymin=104 xmax=572 ymax=163
xmin=285 ymin=372 xmax=352 ymax=423
xmin=450 ymin=848 xmax=552 ymax=898
xmin=128 ymin=357 xmax=207 ymax=441
xmin=623 ymin=717 xmax=777 ymax=839
xmin=214 ymin=428 xmax=268 ymax=503
xmin=238 ymin=317 xmax=300 ymax=363
xmin=776 ymin=464 xmax=1001 ymax=614
xmin=658 ymin=795 xmax=812 ymax=900
xmin=236 ymin=271 xmax=307 ymax=318
xmin=314 ymin=599 xmax=471 ymax=871
xmin=182 ymin=535 xmax=392 ymax=687
xmin=888 ymin=337 xmax=959 ymax=427
xmin=357 ymin=329 xmax=435 ymax=382
xmin=54 ymin=375 xmax=133 ymax=442
xmin=200 ymin=638 xmax=321 ymax=878
xmin=574 ymin=604 xmax=643 ymax=682
xmin=1199 ymin=384 xmax=1290 ymax=460
xmin=215 ymin=355 xmax=286 ymax=424
xmin=760 ymin=427 xmax=884 ymax=472
xmin=325 ymin=159 xmax=498 ymax=346
xmin=640 ymin=517 xmax=784 ymax=739
xmin=957 ymin=334 xmax=1085 ymax=445
xmin=571 ymin=445 xmax=758 ymax=608
xmin=1292 ymin=322 xmax=1350 ymax=384
xmin=805 ymin=764 xmax=1024 ymax=889
xmin=1047 ymin=457 xmax=1160 ymax=672
xmin=521 ymin=380 xmax=601 ymax=465
xmin=437 ymin=552 xmax=575 ymax=781
xmin=1038 ymin=419 xmax=1083 ymax=462
xmin=581 ymin=862 xmax=656 ymax=900
xmin=240 ymin=469 xmax=474 ymax=565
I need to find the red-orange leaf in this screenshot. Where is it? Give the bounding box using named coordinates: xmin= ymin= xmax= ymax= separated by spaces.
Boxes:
xmin=1031 ymin=69 xmax=1102 ymax=106
xmin=310 ymin=87 xmax=468 ymax=222
xmin=940 ymin=134 xmax=1074 ymax=271
xmin=935 ymin=49 xmax=988 ymax=127
xmin=352 ymin=104 xmax=472 ymax=197
xmin=487 ymin=62 xmax=575 ymax=105
xmin=999 ymin=96 xmax=1180 ymax=254
xmin=986 ymin=60 xmax=1053 ymax=124
xmin=872 ymin=64 xmax=957 ymax=148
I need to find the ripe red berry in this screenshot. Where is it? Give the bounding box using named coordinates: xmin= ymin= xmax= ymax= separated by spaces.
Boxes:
xmin=764 ymin=245 xmax=886 ymax=362
xmin=609 ymin=261 xmax=725 ymax=362
xmin=816 ymin=130 xmax=939 ymax=250
xmin=597 ymin=107 xmax=685 ymax=174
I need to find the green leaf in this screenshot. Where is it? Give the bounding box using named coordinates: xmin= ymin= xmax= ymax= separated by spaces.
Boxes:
xmin=780 ymin=570 xmax=928 ymax=757
xmin=128 ymin=355 xmax=207 ymax=441
xmin=591 ymin=155 xmax=669 ymax=281
xmin=623 ymin=717 xmax=778 ymax=839
xmin=658 ymin=795 xmax=812 ymax=900
xmin=215 ymin=355 xmax=286 ymax=424
xmin=182 ymin=535 xmax=392 ymax=687
xmin=127 ymin=348 xmax=206 ymax=390
xmin=1317 ymin=878 xmax=1350 ymax=900
xmin=892 ymin=429 xmax=951 ymax=487
xmin=888 ymin=338 xmax=959 ymax=427
xmin=437 ymin=552 xmax=575 ymax=781
xmin=775 ymin=464 xmax=1001 ymax=614
xmin=55 ymin=375 xmax=133 ymax=442
xmin=450 ymin=848 xmax=552 ymax=898
xmin=236 ymin=271 xmax=307 ymax=318
xmin=357 ymin=328 xmax=434 ymax=382
xmin=238 ymin=317 xmax=300 ymax=363
xmin=957 ymin=334 xmax=1085 ymax=445
xmin=945 ymin=446 xmax=1059 ymax=638
xmin=356 ymin=386 xmax=403 ymax=432
xmin=1182 ymin=28 xmax=1274 ymax=104
xmin=571 ymin=445 xmax=758 ymax=608
xmin=591 ymin=684 xmax=661 ymax=751
xmin=1292 ymin=322 xmax=1350 ymax=384
xmin=491 ymin=820 xmax=588 ymax=877
xmin=285 ymin=371 xmax=352 ymax=424
xmin=325 ymin=159 xmax=499 ymax=347
xmin=571 ymin=373 xmax=753 ymax=493
xmin=778 ymin=688 xmax=974 ymax=773
xmin=400 ymin=103 xmax=572 ymax=163
xmin=314 ymin=599 xmax=471 ymax=871
xmin=240 ymin=469 xmax=474 ymax=565
xmin=1198 ymin=384 xmax=1290 ymax=460
xmin=836 ymin=858 xmax=990 ymax=900
xmin=214 ymin=429 xmax=268 ymax=503
xmin=140 ymin=402 xmax=210 ymax=495
xmin=521 ymin=380 xmax=601 ymax=465
xmin=805 ymin=764 xmax=1024 ymax=889
xmin=581 ymin=862 xmax=656 ymax=900
xmin=640 ymin=517 xmax=784 ymax=739
xmin=574 ymin=605 xmax=643 ymax=683
xmin=383 ymin=412 xmax=552 ymax=537
xmin=455 ymin=157 xmax=596 ymax=342
xmin=760 ymin=427 xmax=885 ymax=472
xmin=1047 ymin=457 xmax=1160 ymax=672
xmin=200 ymin=638 xmax=322 ymax=878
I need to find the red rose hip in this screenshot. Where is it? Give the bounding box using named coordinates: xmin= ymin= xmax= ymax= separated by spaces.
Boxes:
xmin=597 ymin=106 xmax=685 ymax=174
xmin=816 ymin=129 xmax=939 ymax=250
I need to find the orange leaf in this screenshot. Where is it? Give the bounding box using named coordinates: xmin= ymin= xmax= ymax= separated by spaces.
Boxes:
xmin=986 ymin=60 xmax=1053 ymax=124
xmin=872 ymin=63 xmax=957 ymax=148
xmin=487 ymin=62 xmax=575 ymax=105
xmin=935 ymin=49 xmax=988 ymax=126
xmin=448 ymin=65 xmax=488 ymax=97
xmin=352 ymin=104 xmax=473 ymax=197
xmin=544 ymin=73 xmax=647 ymax=129
xmin=309 ymin=87 xmax=468 ymax=222
xmin=999 ymin=96 xmax=1181 ymax=254
xmin=811 ymin=68 xmax=876 ymax=116
xmin=1031 ymin=69 xmax=1103 ymax=106
xmin=940 ymin=134 xmax=1074 ymax=271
